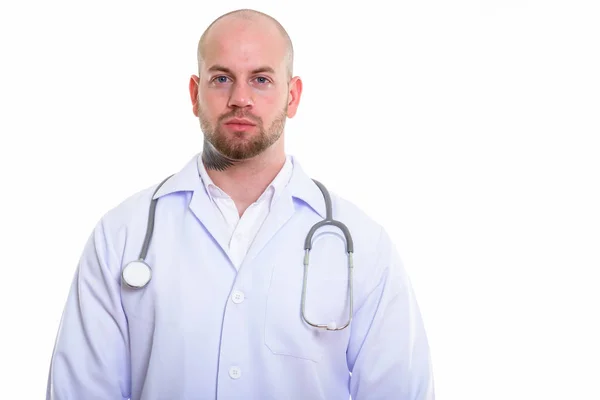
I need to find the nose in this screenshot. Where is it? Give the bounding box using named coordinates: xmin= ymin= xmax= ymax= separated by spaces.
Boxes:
xmin=228 ymin=82 xmax=254 ymax=109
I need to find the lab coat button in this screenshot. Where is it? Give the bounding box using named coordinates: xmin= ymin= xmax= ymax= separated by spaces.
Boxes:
xmin=229 ymin=366 xmax=242 ymax=379
xmin=231 ymin=290 xmax=245 ymax=304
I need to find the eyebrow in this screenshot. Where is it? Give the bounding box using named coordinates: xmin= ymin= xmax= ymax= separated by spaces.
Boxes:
xmin=207 ymin=65 xmax=276 ymax=75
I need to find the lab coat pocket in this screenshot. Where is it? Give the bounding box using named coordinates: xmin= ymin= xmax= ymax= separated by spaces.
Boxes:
xmin=264 ymin=261 xmax=351 ymax=363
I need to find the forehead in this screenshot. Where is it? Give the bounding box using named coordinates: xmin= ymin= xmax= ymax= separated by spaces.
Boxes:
xmin=202 ymin=18 xmax=287 ymax=73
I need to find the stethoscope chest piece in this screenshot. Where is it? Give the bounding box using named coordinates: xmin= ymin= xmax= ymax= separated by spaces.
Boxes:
xmin=122 ymin=260 xmax=152 ymax=289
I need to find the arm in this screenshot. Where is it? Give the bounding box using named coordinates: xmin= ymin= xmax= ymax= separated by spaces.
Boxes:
xmin=348 ymin=228 xmax=435 ymax=399
xmin=46 ymin=217 xmax=130 ymax=400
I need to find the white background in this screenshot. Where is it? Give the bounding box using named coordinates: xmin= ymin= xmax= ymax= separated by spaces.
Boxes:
xmin=0 ymin=0 xmax=598 ymax=398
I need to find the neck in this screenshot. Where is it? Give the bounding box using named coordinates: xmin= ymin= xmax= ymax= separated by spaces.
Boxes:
xmin=202 ymin=141 xmax=287 ymax=213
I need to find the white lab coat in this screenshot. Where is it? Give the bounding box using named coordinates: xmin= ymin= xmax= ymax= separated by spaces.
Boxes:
xmin=46 ymin=153 xmax=434 ymax=399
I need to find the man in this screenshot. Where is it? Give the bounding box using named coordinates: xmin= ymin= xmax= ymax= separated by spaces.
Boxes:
xmin=46 ymin=8 xmax=434 ymax=399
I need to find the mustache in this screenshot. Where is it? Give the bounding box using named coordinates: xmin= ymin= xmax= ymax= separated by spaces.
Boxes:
xmin=218 ymin=111 xmax=262 ymax=125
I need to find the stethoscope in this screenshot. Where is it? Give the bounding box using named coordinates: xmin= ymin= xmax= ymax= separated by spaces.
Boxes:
xmin=121 ymin=175 xmax=354 ymax=331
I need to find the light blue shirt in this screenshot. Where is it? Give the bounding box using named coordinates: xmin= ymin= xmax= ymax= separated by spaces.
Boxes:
xmin=47 ymin=153 xmax=434 ymax=399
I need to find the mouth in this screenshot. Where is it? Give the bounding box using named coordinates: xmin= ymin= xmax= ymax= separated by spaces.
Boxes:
xmin=223 ymin=118 xmax=257 ymax=131
xmin=224 ymin=118 xmax=256 ymax=126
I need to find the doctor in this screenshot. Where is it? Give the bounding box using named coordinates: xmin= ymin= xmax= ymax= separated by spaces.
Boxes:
xmin=46 ymin=8 xmax=434 ymax=400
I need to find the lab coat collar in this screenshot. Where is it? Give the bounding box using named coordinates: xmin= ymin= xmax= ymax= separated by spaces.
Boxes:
xmin=152 ymin=153 xmax=327 ymax=219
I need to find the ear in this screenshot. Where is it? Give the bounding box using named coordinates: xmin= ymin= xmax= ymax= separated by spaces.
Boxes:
xmin=286 ymin=76 xmax=303 ymax=118
xmin=189 ymin=75 xmax=200 ymax=117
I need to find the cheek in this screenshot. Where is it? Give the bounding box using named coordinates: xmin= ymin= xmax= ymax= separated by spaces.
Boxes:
xmin=253 ymin=89 xmax=286 ymax=113
xmin=199 ymin=92 xmax=226 ymax=116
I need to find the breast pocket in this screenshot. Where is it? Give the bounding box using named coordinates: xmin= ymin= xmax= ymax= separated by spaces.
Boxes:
xmin=264 ymin=246 xmax=352 ymax=363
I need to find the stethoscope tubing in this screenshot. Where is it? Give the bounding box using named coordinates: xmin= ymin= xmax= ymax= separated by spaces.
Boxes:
xmin=122 ymin=175 xmax=355 ymax=331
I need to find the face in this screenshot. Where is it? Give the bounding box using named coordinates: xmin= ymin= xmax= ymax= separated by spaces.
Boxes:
xmin=189 ymin=18 xmax=302 ymax=161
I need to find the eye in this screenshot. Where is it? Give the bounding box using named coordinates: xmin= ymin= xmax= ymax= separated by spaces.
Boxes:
xmin=213 ymin=76 xmax=230 ymax=84
xmin=255 ymin=76 xmax=270 ymax=84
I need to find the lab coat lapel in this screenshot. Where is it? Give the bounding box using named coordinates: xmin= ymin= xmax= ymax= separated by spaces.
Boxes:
xmin=187 ymin=185 xmax=231 ymax=258
xmin=243 ymin=186 xmax=296 ymax=267
xmin=152 ymin=154 xmax=231 ymax=259
xmin=242 ymin=157 xmax=328 ymax=267
xmin=152 ymin=154 xmax=327 ymax=269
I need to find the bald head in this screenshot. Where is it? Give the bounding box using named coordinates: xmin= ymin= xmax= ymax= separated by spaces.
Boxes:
xmin=197 ymin=9 xmax=294 ymax=80
xmin=189 ymin=9 xmax=304 ymax=167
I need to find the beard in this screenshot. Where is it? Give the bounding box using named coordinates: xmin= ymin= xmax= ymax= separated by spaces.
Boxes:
xmin=198 ymin=103 xmax=287 ymax=161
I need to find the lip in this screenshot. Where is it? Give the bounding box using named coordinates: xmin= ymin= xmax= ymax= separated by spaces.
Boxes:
xmin=224 ymin=118 xmax=256 ymax=126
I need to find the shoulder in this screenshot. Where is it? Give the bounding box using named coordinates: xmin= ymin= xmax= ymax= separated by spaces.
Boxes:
xmin=326 ymin=187 xmax=392 ymax=256
xmin=93 ymin=180 xmax=162 ymax=240
xmin=321 ymin=186 xmax=403 ymax=300
xmin=333 ymin=192 xmax=382 ymax=231
xmin=70 ymin=180 xmax=164 ymax=277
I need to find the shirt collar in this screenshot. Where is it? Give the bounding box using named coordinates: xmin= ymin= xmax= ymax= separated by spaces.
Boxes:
xmin=196 ymin=154 xmax=293 ymax=208
xmin=152 ymin=153 xmax=327 ymax=219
